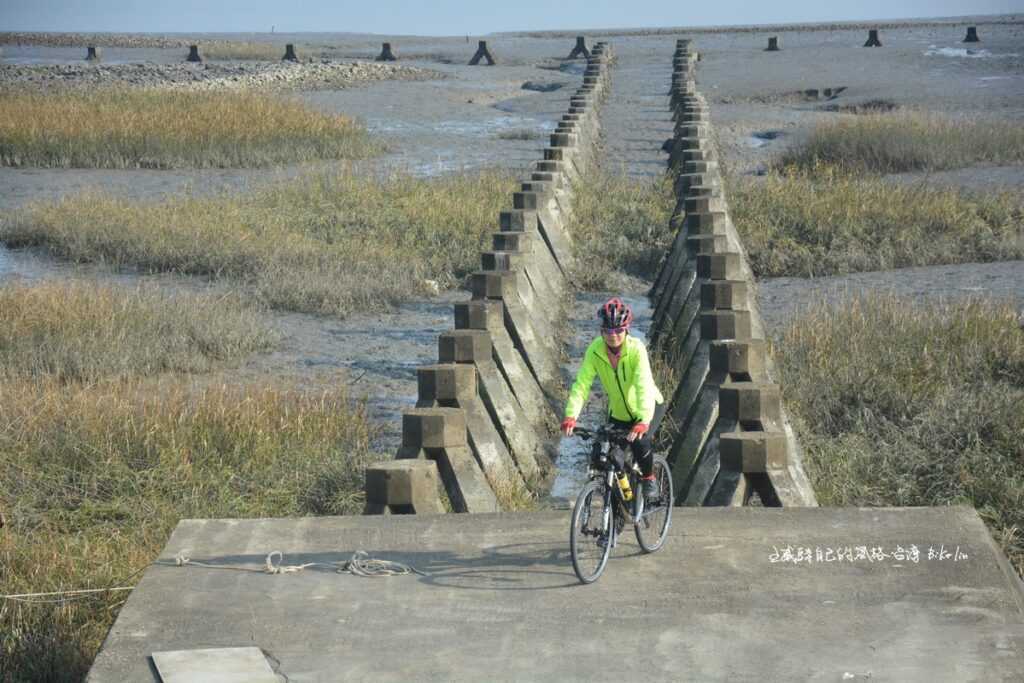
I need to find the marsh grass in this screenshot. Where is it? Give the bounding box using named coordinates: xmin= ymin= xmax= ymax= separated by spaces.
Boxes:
xmin=0 ymin=89 xmax=379 ymax=169
xmin=0 ymin=282 xmax=276 ymax=382
xmin=778 ymin=111 xmax=1024 ymax=173
xmin=3 ymin=168 xmax=517 ymax=315
xmin=568 ymin=170 xmax=675 ymax=289
xmin=730 ymin=165 xmax=1024 ymax=278
xmin=0 ymin=280 xmax=377 ymax=680
xmin=0 ymin=378 xmax=376 ymax=681
xmin=775 ymin=294 xmax=1024 ymax=577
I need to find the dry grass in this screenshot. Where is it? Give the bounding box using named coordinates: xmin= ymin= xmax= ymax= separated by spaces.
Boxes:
xmin=2 ymin=168 xmax=517 ymax=315
xmin=0 ymin=378 xmax=375 ymax=682
xmin=0 ymin=282 xmax=276 ymax=382
xmin=775 ymin=294 xmax=1024 ymax=578
xmin=568 ymin=170 xmax=675 ymax=289
xmin=778 ymin=110 xmax=1024 ymax=174
xmin=730 ymin=164 xmax=1024 ymax=278
xmin=0 ymin=280 xmax=378 ymax=681
xmin=0 ymin=88 xmax=380 ymax=169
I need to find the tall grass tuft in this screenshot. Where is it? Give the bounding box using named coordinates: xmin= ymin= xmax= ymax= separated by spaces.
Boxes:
xmin=0 ymin=89 xmax=380 ymax=169
xmin=0 ymin=378 xmax=376 ymax=681
xmin=775 ymin=294 xmax=1024 ymax=577
xmin=3 ymin=168 xmax=517 ymax=315
xmin=568 ymin=170 xmax=675 ymax=289
xmin=0 ymin=282 xmax=276 ymax=382
xmin=778 ymin=111 xmax=1024 ymax=174
xmin=730 ymin=165 xmax=1024 ymax=278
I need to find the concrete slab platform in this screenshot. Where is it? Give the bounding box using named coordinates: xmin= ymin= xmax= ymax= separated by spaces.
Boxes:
xmin=89 ymin=507 xmax=1024 ymax=682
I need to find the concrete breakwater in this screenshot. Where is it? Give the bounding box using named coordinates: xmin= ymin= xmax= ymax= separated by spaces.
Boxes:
xmin=647 ymin=39 xmax=817 ymax=507
xmin=364 ymin=44 xmax=615 ymax=513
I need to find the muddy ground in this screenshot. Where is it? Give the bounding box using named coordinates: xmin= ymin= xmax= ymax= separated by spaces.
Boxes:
xmin=2 ymin=19 xmax=1022 ymax=500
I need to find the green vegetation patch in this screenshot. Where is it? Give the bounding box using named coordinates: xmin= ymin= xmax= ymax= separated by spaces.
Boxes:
xmin=568 ymin=170 xmax=675 ymax=289
xmin=0 ymin=88 xmax=380 ymax=169
xmin=778 ymin=111 xmax=1024 ymax=174
xmin=2 ymin=168 xmax=517 ymax=315
xmin=775 ymin=294 xmax=1024 ymax=577
xmin=730 ymin=166 xmax=1024 ymax=278
xmin=0 ymin=281 xmax=276 ymax=382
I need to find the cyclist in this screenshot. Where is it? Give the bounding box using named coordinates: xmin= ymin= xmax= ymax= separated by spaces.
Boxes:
xmin=562 ymin=297 xmax=665 ymax=499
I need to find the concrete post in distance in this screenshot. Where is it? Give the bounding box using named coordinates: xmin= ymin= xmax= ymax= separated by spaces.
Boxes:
xmin=85 ymin=46 xmax=100 ymax=61
xmin=765 ymin=36 xmax=780 ymax=51
xmin=863 ymin=30 xmax=882 ymax=47
xmin=567 ymin=36 xmax=590 ymax=59
xmin=282 ymin=44 xmax=298 ymax=62
xmin=186 ymin=45 xmax=202 ymax=62
xmin=469 ymin=40 xmax=496 ymax=65
xmin=377 ymin=42 xmax=398 ymax=60
xmin=963 ymin=26 xmax=980 ymax=43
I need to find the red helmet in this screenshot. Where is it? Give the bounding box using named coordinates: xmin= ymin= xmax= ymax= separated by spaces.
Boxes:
xmin=598 ymin=297 xmax=633 ymax=329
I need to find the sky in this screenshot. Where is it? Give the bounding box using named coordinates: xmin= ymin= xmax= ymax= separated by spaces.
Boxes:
xmin=1 ymin=0 xmax=1020 ymax=36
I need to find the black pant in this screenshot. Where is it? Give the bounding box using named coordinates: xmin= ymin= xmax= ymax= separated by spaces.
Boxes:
xmin=609 ymin=402 xmax=666 ymax=477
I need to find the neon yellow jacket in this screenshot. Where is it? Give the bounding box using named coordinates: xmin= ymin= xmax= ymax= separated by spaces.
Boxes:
xmin=564 ymin=335 xmax=664 ymax=424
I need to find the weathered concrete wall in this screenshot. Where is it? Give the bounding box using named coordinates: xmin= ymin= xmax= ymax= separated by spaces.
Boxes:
xmin=366 ymin=44 xmax=616 ymax=513
xmin=648 ymin=39 xmax=818 ymax=508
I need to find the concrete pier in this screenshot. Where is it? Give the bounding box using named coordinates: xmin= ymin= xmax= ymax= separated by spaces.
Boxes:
xmin=88 ymin=507 xmax=1024 ymax=681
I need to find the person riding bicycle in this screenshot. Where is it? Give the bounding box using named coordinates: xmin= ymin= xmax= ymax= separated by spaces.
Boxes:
xmin=561 ymin=297 xmax=665 ymax=499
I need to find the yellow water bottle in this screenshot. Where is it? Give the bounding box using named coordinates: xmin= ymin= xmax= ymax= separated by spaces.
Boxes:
xmin=618 ymin=472 xmax=633 ymax=501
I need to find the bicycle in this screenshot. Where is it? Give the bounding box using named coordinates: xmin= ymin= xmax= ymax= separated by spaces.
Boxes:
xmin=568 ymin=424 xmax=674 ymax=584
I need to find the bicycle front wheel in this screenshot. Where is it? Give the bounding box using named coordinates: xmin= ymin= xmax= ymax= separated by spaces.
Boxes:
xmin=570 ymin=479 xmax=613 ymax=584
xmin=636 ymin=454 xmax=673 ymax=553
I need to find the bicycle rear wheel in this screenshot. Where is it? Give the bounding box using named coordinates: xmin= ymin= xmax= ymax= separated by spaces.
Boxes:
xmin=570 ymin=480 xmax=613 ymax=584
xmin=636 ymin=455 xmax=673 ymax=553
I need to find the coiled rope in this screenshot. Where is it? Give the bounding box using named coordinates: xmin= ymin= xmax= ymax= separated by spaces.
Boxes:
xmin=173 ymin=549 xmax=428 ymax=577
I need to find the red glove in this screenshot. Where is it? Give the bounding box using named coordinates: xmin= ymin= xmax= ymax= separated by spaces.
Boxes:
xmin=561 ymin=417 xmax=576 ymax=436
xmin=628 ymin=423 xmax=649 ymax=442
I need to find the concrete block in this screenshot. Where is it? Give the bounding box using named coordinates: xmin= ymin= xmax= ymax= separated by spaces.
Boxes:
xmin=460 ymin=397 xmax=526 ymax=494
xmin=720 ymin=431 xmax=788 ymax=472
xmin=469 ymin=40 xmax=497 ymax=65
xmin=550 ymin=132 xmax=577 ymax=148
xmin=481 ymin=250 xmax=526 ymax=272
xmin=454 ymin=301 xmax=553 ymax=430
xmin=471 ymin=270 xmax=518 ymax=300
xmin=417 ymin=364 xmax=477 ymax=403
xmin=719 ymin=382 xmax=782 ymax=426
xmin=700 ymin=280 xmax=750 ymax=311
xmin=402 ymin=407 xmax=467 ymax=448
xmin=683 ymin=160 xmax=717 ymax=175
xmin=477 ymin=359 xmax=545 ymax=482
xmin=709 ymin=340 xmax=767 ymax=379
xmin=688 ymin=235 xmax=729 ymax=255
xmin=454 ymin=300 xmax=503 ymax=333
xmin=685 ymin=196 xmax=726 ymax=214
xmin=685 ymin=211 xmax=727 ymax=235
xmin=439 ymin=329 xmax=493 ymax=364
xmin=364 ymin=460 xmax=445 ymax=514
xmin=434 ymin=445 xmax=499 ymax=512
xmin=500 ymin=209 xmax=538 ymax=234
xmin=697 ymin=252 xmax=743 ymax=280
xmin=513 ymin=191 xmax=539 ymax=211
xmin=700 ymin=311 xmax=753 ymax=341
